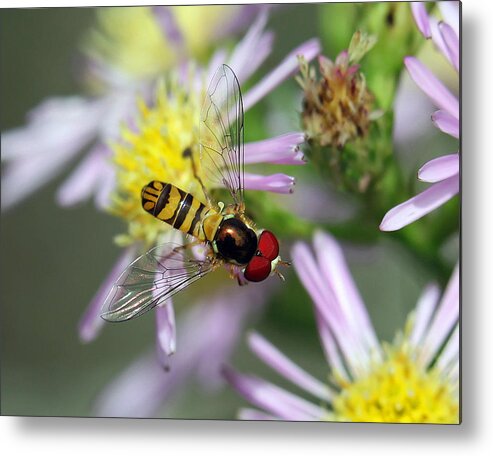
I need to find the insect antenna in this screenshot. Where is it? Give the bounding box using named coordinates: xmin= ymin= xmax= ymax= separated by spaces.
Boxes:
xmin=275 ymin=270 xmax=286 ymax=281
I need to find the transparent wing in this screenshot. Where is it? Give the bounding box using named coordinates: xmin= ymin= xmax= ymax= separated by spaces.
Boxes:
xmin=101 ymin=243 xmax=219 ymax=322
xmin=200 ymin=64 xmax=245 ymax=206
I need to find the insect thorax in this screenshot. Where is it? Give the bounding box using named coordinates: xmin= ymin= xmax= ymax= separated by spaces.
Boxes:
xmin=214 ymin=217 xmax=258 ymax=265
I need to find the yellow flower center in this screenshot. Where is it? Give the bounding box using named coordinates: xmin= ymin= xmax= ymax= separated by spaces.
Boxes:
xmin=83 ymin=6 xmax=239 ymax=81
xmin=109 ymin=77 xmax=205 ymax=247
xmin=331 ymin=343 xmax=459 ymax=424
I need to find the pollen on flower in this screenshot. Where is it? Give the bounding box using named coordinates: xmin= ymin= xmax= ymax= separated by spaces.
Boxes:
xmin=108 ymin=78 xmax=206 ymax=247
xmin=297 ymin=52 xmax=374 ymax=149
xmin=330 ymin=342 xmax=459 ymax=424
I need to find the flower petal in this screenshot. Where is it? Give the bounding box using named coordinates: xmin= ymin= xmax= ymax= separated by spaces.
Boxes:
xmin=447 ymin=363 xmax=459 ymax=385
xmin=152 ymin=6 xmax=185 ymax=49
xmin=405 ymin=56 xmax=459 ymax=120
xmin=436 ymin=324 xmax=459 ymax=374
xmin=248 ymin=332 xmax=332 ymax=401
xmin=1 ymin=97 xmax=105 ymax=210
xmin=99 ymin=89 xmax=141 ymax=140
xmin=291 ymin=241 xmax=366 ymax=378
xmin=314 ymin=309 xmax=350 ymax=382
xmin=411 ymin=2 xmax=431 ymax=38
xmin=243 ymin=172 xmax=295 ymax=194
xmin=94 ymin=352 xmax=170 ymax=418
xmin=393 ymin=74 xmax=434 ymax=144
xmin=438 ymin=1 xmax=460 ymax=36
xmin=56 ymin=145 xmax=111 ymax=207
xmin=228 ymin=11 xmax=273 ymax=84
xmin=313 ymin=231 xmax=380 ymax=357
xmin=244 ymin=132 xmax=305 ymax=165
xmin=1 ymin=153 xmax=73 ymax=211
xmin=78 ymin=246 xmax=137 ymax=343
xmin=194 ymin=284 xmax=267 ymax=390
xmin=156 ymin=302 xmax=176 ymax=356
xmin=418 ymin=153 xmax=460 ymax=183
xmin=1 ymin=97 xmax=102 ymax=161
xmin=432 ymin=110 xmax=460 ymax=138
xmin=151 ymin=233 xmax=185 ymax=357
xmin=83 ymin=56 xmax=132 ymax=90
xmin=421 ymin=263 xmax=460 ymax=366
xmin=429 ymin=17 xmax=454 ymax=68
xmin=439 ymin=21 xmax=459 ymax=71
xmin=93 ymin=165 xmax=116 ymax=210
xmin=223 ymin=367 xmax=324 ymax=421
xmin=409 ymin=283 xmax=440 ymax=347
xmin=242 ymin=38 xmax=321 ymax=111
xmin=214 ymin=4 xmax=273 ymax=40
xmin=379 ymin=175 xmax=459 ymax=231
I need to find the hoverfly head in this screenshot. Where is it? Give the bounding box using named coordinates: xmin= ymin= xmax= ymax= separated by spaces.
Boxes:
xmin=244 ymin=230 xmax=288 ymax=283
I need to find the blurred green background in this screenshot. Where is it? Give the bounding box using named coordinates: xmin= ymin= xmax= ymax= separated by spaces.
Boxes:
xmin=0 ymin=4 xmax=457 ymax=418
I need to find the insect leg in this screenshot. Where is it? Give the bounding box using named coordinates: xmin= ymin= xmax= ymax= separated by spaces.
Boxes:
xmin=274 ymin=270 xmax=286 ymax=282
xmin=183 ymin=147 xmax=213 ymax=206
xmin=226 ymin=264 xmax=248 ymax=286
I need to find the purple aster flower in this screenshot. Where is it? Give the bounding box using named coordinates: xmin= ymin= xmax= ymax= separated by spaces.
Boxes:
xmin=380 ymin=2 xmax=460 ymax=231
xmin=225 ymin=232 xmax=459 ymax=423
xmin=1 ymin=6 xmax=273 ymax=211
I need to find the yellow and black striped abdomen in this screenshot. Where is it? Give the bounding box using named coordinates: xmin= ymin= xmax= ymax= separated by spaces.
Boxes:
xmin=141 ymin=180 xmax=222 ymax=242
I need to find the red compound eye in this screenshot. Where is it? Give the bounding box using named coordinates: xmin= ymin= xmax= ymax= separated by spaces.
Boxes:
xmin=258 ymin=230 xmax=279 ymax=261
xmin=244 ymin=255 xmax=271 ymax=282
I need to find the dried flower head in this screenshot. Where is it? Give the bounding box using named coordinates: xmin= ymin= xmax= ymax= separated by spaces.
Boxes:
xmin=296 ymin=31 xmax=388 ymax=195
xmin=297 ymin=39 xmax=375 ymax=149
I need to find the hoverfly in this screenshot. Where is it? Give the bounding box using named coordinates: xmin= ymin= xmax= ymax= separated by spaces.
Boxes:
xmin=101 ymin=64 xmax=289 ymax=323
